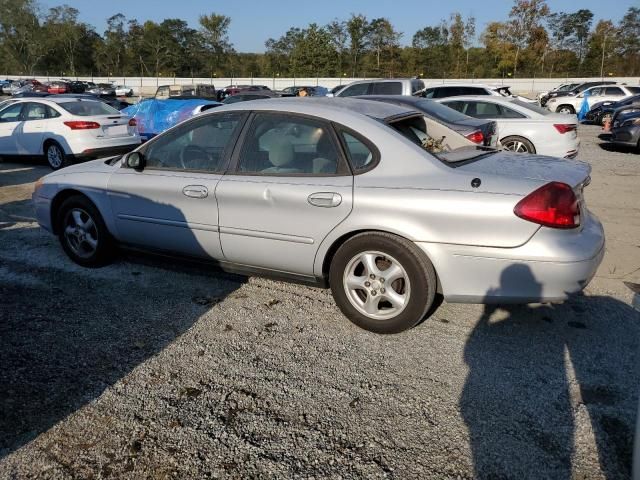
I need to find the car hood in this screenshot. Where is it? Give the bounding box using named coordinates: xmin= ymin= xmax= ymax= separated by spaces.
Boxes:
xmin=454 ymin=151 xmax=591 ymax=188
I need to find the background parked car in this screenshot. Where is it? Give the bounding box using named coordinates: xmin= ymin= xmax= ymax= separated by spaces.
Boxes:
xmin=87 ymin=83 xmax=116 ymax=96
xmin=155 ymin=84 xmax=217 ymax=100
xmin=114 ymin=85 xmax=134 ymax=97
xmin=333 ymin=78 xmax=425 ymax=97
xmin=67 ymin=81 xmax=87 ymax=93
xmin=546 ymin=84 xmax=640 ymax=114
xmin=417 ymin=83 xmax=537 ymax=103
xmin=0 ymin=97 xmax=140 ymax=169
xmin=359 ymin=95 xmax=498 ymax=147
xmin=585 ymin=94 xmax=640 ymax=125
xmin=540 ymin=81 xmax=618 ymax=107
xmin=47 ymin=81 xmax=69 ymax=94
xmin=536 ymin=83 xmax=580 ymax=104
xmin=281 ymin=86 xmax=329 ymax=97
xmin=438 ymin=95 xmax=580 ymax=157
xmin=610 ymin=109 xmax=640 ymax=151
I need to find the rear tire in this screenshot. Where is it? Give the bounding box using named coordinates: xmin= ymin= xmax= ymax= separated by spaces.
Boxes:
xmin=501 ymin=136 xmax=536 ymax=154
xmin=329 ymin=232 xmax=438 ymax=334
xmin=56 ymin=195 xmax=114 ymax=267
xmin=45 ymin=141 xmax=70 ymax=170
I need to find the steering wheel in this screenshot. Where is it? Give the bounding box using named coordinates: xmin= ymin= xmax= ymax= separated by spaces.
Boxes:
xmin=180 ymin=145 xmax=209 ymax=169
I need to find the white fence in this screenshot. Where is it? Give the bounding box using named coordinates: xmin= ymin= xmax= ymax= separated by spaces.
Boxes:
xmin=3 ymin=75 xmax=640 ymax=96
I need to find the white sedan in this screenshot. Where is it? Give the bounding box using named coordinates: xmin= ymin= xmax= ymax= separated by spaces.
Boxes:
xmin=0 ymin=97 xmax=140 ymax=169
xmin=546 ymin=84 xmax=640 ymax=114
xmin=114 ymin=85 xmax=134 ymax=97
xmin=436 ymin=96 xmax=580 ymax=158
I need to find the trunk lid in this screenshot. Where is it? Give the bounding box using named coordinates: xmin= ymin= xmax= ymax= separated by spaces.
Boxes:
xmin=92 ymin=115 xmax=133 ymax=138
xmin=454 ymin=151 xmax=591 ymax=189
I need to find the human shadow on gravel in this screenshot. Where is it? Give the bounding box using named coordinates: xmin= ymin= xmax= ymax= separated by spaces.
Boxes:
xmin=461 ymin=265 xmax=640 ymax=480
xmin=0 ymin=188 xmax=245 ymax=458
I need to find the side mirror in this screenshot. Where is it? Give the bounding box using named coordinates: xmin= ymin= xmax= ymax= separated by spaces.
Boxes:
xmin=125 ymin=151 xmax=145 ymax=171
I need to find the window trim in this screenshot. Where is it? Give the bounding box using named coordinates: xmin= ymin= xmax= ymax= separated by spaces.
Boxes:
xmin=226 ymin=110 xmax=352 ymax=177
xmin=135 ymin=111 xmax=249 ymax=174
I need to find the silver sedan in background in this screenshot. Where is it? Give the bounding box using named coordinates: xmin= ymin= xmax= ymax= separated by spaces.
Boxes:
xmin=32 ymin=98 xmax=604 ymax=333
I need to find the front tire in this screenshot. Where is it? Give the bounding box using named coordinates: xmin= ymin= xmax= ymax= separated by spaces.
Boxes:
xmin=329 ymin=232 xmax=438 ymax=334
xmin=45 ymin=141 xmax=69 ymax=170
xmin=57 ymin=195 xmax=113 ymax=267
xmin=557 ymin=105 xmax=575 ymax=115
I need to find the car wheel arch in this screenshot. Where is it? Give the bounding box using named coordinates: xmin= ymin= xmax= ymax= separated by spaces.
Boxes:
xmin=318 ymin=228 xmax=442 ymax=294
xmin=50 ymin=189 xmax=110 ymax=236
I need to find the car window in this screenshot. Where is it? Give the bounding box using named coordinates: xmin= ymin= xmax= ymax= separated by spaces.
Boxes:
xmin=511 ymin=99 xmax=551 ymax=116
xmin=371 ymin=82 xmax=402 ymax=95
xmin=464 ymin=87 xmax=489 ymax=96
xmin=45 ymin=106 xmax=61 ymax=118
xmin=422 ymin=88 xmax=436 ymax=98
xmin=143 ymin=112 xmax=244 ymax=172
xmin=237 ymin=113 xmax=341 ymax=175
xmin=0 ymin=103 xmax=24 ymax=122
xmin=605 ymin=87 xmax=624 ymax=96
xmin=627 ymin=87 xmax=640 ymax=95
xmin=588 ymin=87 xmax=603 ymax=96
xmin=59 ymin=100 xmax=119 ymax=116
xmin=340 ymin=131 xmax=374 ymax=171
xmin=338 ymin=83 xmax=370 ymax=97
xmin=498 ymin=105 xmax=527 ymax=119
xmin=442 ymin=100 xmax=465 ymax=113
xmin=23 ymin=102 xmax=47 ymax=120
xmin=467 ymin=101 xmax=501 ymax=118
xmin=415 ymin=99 xmax=469 ymax=122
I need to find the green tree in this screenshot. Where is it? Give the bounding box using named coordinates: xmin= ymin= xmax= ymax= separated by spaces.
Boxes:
xmin=505 ymin=0 xmax=550 ymax=76
xmin=199 ymin=13 xmax=232 ymax=75
xmin=0 ymin=0 xmax=46 ymax=74
xmin=346 ymin=14 xmax=369 ymax=77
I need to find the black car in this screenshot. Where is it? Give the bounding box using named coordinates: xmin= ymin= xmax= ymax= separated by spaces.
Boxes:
xmin=586 ymin=94 xmax=640 ymax=125
xmin=540 ymin=81 xmax=617 ymax=107
xmin=610 ymin=109 xmax=640 ymax=150
xmin=67 ymin=81 xmax=86 ymax=93
xmin=359 ymin=95 xmax=498 ymax=147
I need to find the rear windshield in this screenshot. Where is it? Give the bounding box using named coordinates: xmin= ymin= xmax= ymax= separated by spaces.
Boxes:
xmin=386 ymin=115 xmax=496 ymax=163
xmin=511 ymin=99 xmax=551 ymax=115
xmin=415 ymin=99 xmax=470 ymax=122
xmin=58 ymin=100 xmax=120 ymax=116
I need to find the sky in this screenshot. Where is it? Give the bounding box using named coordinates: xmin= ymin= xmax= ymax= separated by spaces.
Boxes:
xmin=39 ymin=0 xmax=638 ymax=53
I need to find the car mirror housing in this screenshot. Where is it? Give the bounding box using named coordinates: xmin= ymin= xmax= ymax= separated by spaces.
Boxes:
xmin=125 ymin=151 xmax=145 ymax=171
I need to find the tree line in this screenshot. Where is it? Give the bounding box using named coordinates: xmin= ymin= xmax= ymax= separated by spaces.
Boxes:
xmin=0 ymin=0 xmax=639 ymax=79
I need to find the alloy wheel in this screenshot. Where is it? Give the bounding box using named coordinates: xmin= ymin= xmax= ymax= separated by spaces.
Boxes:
xmin=47 ymin=145 xmax=63 ymax=169
xmin=343 ymin=250 xmax=411 ymax=320
xmin=63 ymin=208 xmax=99 ymax=259
xmin=502 ymin=140 xmax=530 ymax=153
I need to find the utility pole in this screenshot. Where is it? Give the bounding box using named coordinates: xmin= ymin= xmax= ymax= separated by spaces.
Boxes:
xmin=600 ymin=33 xmax=607 ymax=80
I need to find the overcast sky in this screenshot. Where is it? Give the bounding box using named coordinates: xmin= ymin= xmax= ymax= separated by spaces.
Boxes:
xmin=39 ymin=0 xmax=638 ymax=52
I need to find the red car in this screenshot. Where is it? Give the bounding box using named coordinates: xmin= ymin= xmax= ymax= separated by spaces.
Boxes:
xmin=47 ymin=81 xmax=69 ymax=94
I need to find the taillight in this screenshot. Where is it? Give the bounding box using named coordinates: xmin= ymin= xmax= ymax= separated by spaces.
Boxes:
xmin=553 ymin=124 xmax=577 ymax=134
xmin=128 ymin=118 xmax=137 ymax=127
xmin=63 ymin=121 xmax=100 ymax=130
xmin=465 ymin=130 xmax=484 ymax=144
xmin=514 ymin=182 xmax=580 ymax=229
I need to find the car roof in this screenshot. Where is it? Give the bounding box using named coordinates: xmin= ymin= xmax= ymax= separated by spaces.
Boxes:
xmin=436 ymin=95 xmax=516 ymax=104
xmin=345 ymin=78 xmax=418 ymax=85
xmin=210 ymin=97 xmax=417 ymax=121
xmin=426 ymin=83 xmax=501 ymax=89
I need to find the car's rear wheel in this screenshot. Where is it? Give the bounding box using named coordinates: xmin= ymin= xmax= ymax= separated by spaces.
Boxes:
xmin=329 ymin=232 xmax=437 ymax=334
xmin=557 ymin=105 xmax=575 ymax=115
xmin=45 ymin=141 xmax=69 ymax=170
xmin=501 ymin=136 xmax=536 ymax=154
xmin=57 ymin=195 xmax=113 ymax=267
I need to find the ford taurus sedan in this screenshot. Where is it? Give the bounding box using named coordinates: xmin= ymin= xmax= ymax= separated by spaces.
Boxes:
xmin=32 ymin=98 xmax=605 ymax=333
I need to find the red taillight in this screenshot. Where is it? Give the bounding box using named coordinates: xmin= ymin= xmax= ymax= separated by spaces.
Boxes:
xmin=514 ymin=182 xmax=580 ymax=229
xmin=128 ymin=118 xmax=137 ymax=127
xmin=63 ymin=121 xmax=100 ymax=130
xmin=465 ymin=130 xmax=484 ymax=144
xmin=553 ymin=124 xmax=577 ymax=134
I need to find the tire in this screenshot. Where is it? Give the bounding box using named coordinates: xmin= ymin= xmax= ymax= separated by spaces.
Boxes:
xmin=329 ymin=232 xmax=438 ymax=334
xmin=557 ymin=105 xmax=575 ymax=115
xmin=56 ymin=195 xmax=114 ymax=267
xmin=501 ymin=136 xmax=536 ymax=154
xmin=45 ymin=141 xmax=69 ymax=170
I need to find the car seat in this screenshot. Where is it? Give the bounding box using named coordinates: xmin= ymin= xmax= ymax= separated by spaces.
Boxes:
xmin=312 ymin=131 xmax=337 ymax=174
xmin=263 ymin=137 xmax=301 ymax=173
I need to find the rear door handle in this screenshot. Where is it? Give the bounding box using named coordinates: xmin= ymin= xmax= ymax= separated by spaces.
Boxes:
xmin=182 ymin=185 xmax=208 ymax=199
xmin=308 ymin=192 xmax=342 ymax=208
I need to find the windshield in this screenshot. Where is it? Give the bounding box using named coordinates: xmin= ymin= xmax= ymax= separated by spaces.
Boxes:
xmin=511 ymin=99 xmax=551 ymax=115
xmin=386 ymin=115 xmax=496 ymax=163
xmin=59 ymin=100 xmax=120 ymax=116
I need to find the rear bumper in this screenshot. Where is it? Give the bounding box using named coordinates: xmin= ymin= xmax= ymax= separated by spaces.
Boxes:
xmin=416 ymin=210 xmax=605 ymax=304
xmin=71 ymin=143 xmax=139 ymax=160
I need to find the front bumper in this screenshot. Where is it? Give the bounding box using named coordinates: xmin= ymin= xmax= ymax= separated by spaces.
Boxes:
xmin=416 ymin=211 xmax=605 ymax=304
xmin=610 ymin=125 xmax=640 ymax=147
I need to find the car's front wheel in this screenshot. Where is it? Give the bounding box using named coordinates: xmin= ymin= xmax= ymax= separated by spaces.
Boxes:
xmin=557 ymin=105 xmax=575 ymax=115
xmin=329 ymin=232 xmax=437 ymax=334
xmin=57 ymin=195 xmax=114 ymax=267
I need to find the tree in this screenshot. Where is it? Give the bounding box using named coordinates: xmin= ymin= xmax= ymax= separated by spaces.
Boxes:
xmin=0 ymin=0 xmax=46 ymax=74
xmin=327 ymin=19 xmax=348 ymax=76
xmin=367 ymin=18 xmax=401 ymax=75
xmin=199 ymin=13 xmax=232 ymax=75
xmin=615 ymin=7 xmax=640 ymax=75
xmin=346 ymin=14 xmax=369 ymax=77
xmin=505 ymin=0 xmax=550 ymax=76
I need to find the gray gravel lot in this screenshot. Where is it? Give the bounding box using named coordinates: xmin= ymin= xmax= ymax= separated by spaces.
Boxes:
xmin=0 ymin=125 xmax=639 ymax=479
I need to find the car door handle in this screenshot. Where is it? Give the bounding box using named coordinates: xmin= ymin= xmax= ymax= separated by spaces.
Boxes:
xmin=308 ymin=192 xmax=342 ymax=208
xmin=182 ymin=185 xmax=208 ymax=198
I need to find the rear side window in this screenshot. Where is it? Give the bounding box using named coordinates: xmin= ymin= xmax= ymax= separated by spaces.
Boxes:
xmin=339 ymin=83 xmax=371 ymax=97
xmin=59 ymin=100 xmax=120 ymax=116
xmin=627 ymin=87 xmax=640 ymax=94
xmin=23 ymin=103 xmax=47 ymax=120
xmin=371 ymin=82 xmax=402 ymax=95
xmin=605 ymin=87 xmax=624 ymax=96
xmin=340 ymin=131 xmax=375 ymax=171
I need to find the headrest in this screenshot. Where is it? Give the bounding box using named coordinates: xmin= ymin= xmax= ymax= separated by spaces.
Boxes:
xmin=268 ymin=137 xmax=295 ymax=167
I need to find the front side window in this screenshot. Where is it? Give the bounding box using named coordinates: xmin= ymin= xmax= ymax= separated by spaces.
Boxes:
xmin=339 ymin=83 xmax=370 ymax=97
xmin=372 ymin=82 xmax=402 ymax=95
xmin=237 ymin=113 xmax=341 ymax=175
xmin=143 ymin=112 xmax=244 ymax=172
xmin=0 ymin=103 xmax=24 ymax=122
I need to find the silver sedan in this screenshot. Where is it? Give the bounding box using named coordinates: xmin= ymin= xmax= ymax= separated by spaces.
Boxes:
xmin=32 ymin=98 xmax=604 ymax=333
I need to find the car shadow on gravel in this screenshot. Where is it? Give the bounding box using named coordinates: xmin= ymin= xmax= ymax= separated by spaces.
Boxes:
xmin=0 ymin=196 xmax=246 ymax=458
xmin=461 ymin=265 xmax=640 ymax=480
xmin=0 ymin=162 xmax=49 ymax=187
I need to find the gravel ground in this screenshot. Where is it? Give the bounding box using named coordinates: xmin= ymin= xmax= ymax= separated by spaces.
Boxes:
xmin=0 ymin=125 xmax=639 ymax=479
